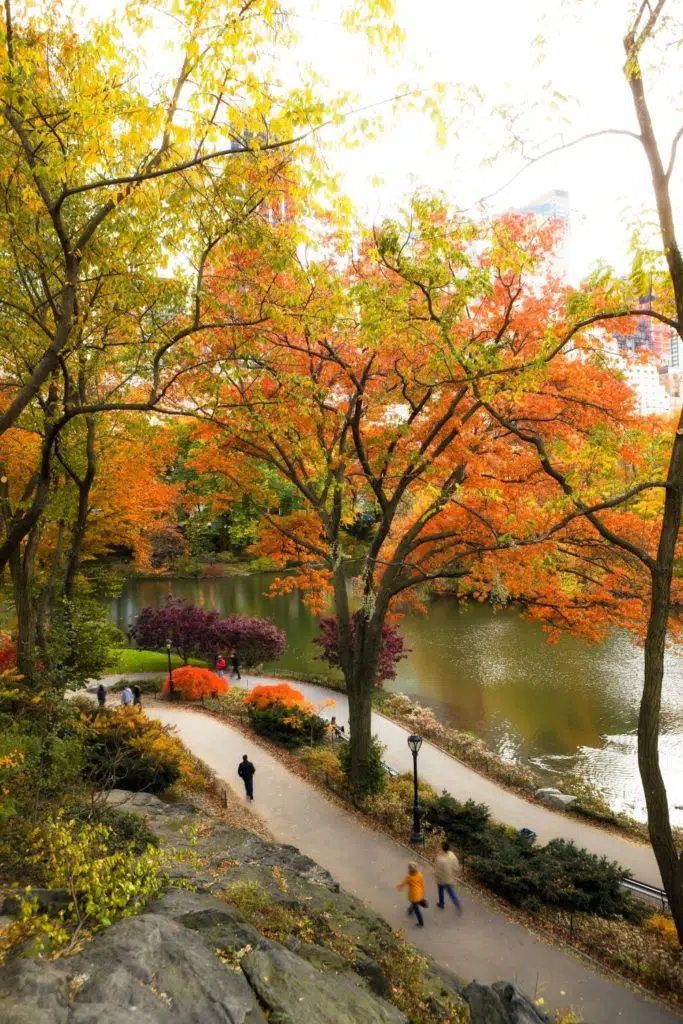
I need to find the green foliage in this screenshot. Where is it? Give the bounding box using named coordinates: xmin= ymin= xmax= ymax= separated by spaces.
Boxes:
xmin=422 ymin=792 xmax=632 ymax=918
xmin=0 ymin=725 xmax=85 ymax=878
xmin=377 ymin=938 xmax=469 ymax=1024
xmin=469 ymin=835 xmax=632 ymax=917
xmin=338 ymin=733 xmax=387 ymax=799
xmin=77 ymin=706 xmax=182 ymax=793
xmin=83 ymin=804 xmax=160 ymax=855
xmin=0 ymin=814 xmax=162 ymax=960
xmin=46 ymin=596 xmax=123 ymax=690
xmin=246 ymin=701 xmax=326 ymax=750
xmin=422 ymin=793 xmax=491 ymax=855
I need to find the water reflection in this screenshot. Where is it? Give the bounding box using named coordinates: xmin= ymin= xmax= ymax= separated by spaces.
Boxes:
xmin=111 ymin=575 xmax=683 ymax=824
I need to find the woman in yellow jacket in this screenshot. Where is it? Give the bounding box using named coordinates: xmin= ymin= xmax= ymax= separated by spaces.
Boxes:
xmin=397 ymin=862 xmax=426 ymax=927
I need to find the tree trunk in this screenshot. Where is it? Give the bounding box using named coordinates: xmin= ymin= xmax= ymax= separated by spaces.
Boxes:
xmin=640 ymin=418 xmax=683 ymax=942
xmin=343 ymin=607 xmax=383 ymax=791
xmin=624 ymin=30 xmax=683 ymax=943
xmin=9 ymin=541 xmax=39 ymax=687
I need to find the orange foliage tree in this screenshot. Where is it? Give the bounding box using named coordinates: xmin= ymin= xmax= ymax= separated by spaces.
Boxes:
xmin=187 ymin=197 xmax=674 ymax=793
xmin=161 ymin=666 xmax=229 ymax=702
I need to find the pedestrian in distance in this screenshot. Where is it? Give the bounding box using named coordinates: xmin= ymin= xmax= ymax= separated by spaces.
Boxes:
xmin=238 ymin=754 xmax=255 ymax=800
xmin=397 ymin=862 xmax=426 ymax=927
xmin=97 ymin=683 xmax=106 ymax=708
xmin=120 ymin=685 xmax=134 ymax=707
xmin=231 ymin=649 xmax=241 ymax=681
xmin=216 ymin=654 xmax=226 ymax=678
xmin=133 ymin=684 xmax=142 ymax=709
xmin=434 ymin=841 xmax=462 ymax=912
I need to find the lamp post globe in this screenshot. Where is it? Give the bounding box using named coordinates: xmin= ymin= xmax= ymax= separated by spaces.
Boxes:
xmin=407 ymin=734 xmax=423 ymax=844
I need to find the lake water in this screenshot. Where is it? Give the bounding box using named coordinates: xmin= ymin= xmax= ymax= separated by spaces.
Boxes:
xmin=111 ymin=573 xmax=683 ymax=825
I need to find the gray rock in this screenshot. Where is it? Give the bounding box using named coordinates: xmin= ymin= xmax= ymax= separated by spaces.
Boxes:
xmin=464 ymin=981 xmax=553 ymax=1024
xmin=241 ymin=942 xmax=408 ymax=1023
xmin=2 ymin=888 xmax=72 ymax=917
xmin=0 ymin=959 xmax=71 ymax=1024
xmin=463 ymin=981 xmax=510 ymax=1024
xmin=150 ymin=889 xmax=266 ymax=952
xmin=287 ymin=940 xmax=350 ymax=974
xmin=0 ymin=913 xmax=268 ymax=1024
xmin=534 ymin=788 xmax=577 ymax=810
xmin=354 ymin=955 xmax=392 ymax=999
xmin=492 ymin=981 xmax=553 ymax=1023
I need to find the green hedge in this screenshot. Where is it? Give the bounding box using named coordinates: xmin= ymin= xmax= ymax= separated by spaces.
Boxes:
xmin=422 ymin=793 xmax=635 ymax=918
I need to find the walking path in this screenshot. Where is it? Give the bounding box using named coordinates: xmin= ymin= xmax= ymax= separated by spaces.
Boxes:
xmin=281 ymin=679 xmax=664 ymax=889
xmin=95 ymin=671 xmax=663 ymax=887
xmin=146 ymin=702 xmax=681 ymax=1024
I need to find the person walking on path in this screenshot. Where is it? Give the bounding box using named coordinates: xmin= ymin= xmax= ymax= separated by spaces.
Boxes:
xmin=238 ymin=754 xmax=255 ymax=800
xmin=216 ymin=655 xmax=226 ymax=678
xmin=97 ymin=683 xmax=106 ymax=709
xmin=120 ymin=685 xmax=134 ymax=707
xmin=434 ymin=841 xmax=462 ymax=912
xmin=231 ymin=649 xmax=241 ymax=681
xmin=397 ymin=862 xmax=426 ymax=927
xmin=133 ymin=685 xmax=142 ymax=709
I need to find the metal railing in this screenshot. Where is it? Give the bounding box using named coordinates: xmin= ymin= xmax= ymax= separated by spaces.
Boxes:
xmin=622 ymin=876 xmax=669 ymax=910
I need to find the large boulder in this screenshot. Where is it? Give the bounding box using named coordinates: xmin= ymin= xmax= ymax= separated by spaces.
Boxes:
xmin=464 ymin=980 xmax=553 ymax=1024
xmin=534 ymin=788 xmax=577 ymax=810
xmin=241 ymin=941 xmax=408 ymax=1023
xmin=0 ymin=912 xmax=267 ymax=1024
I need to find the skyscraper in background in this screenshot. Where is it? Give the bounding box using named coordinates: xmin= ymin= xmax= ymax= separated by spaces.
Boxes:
xmin=516 ymin=189 xmax=570 ymax=278
xmin=517 ymin=189 xmax=570 ymax=221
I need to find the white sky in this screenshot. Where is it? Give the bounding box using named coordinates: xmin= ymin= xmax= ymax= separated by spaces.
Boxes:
xmin=87 ymin=0 xmax=683 ymax=283
xmin=289 ymin=0 xmax=683 ymax=282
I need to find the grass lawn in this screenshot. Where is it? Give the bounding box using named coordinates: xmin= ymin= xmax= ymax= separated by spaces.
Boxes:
xmin=108 ymin=648 xmax=207 ymax=674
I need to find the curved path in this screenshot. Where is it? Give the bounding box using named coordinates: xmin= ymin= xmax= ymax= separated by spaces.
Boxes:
xmin=95 ymin=672 xmax=664 ymax=886
xmin=146 ymin=702 xmax=681 ymax=1024
xmin=284 ymin=680 xmax=664 ymax=888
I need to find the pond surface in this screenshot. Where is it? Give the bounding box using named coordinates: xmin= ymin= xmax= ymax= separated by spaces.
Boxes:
xmin=111 ymin=574 xmax=683 ymax=825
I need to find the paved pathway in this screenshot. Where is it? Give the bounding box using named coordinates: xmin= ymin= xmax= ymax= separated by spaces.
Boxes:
xmin=281 ymin=680 xmax=664 ymax=889
xmin=145 ymin=702 xmax=680 ymax=1024
xmin=96 ymin=671 xmax=664 ymax=887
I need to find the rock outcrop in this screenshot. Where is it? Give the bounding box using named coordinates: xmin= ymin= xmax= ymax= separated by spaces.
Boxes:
xmin=0 ymin=790 xmax=554 ymax=1023
xmin=534 ymin=787 xmax=578 ymax=810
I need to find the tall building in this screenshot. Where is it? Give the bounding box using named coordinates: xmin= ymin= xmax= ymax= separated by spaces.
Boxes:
xmin=517 ymin=189 xmax=570 ymax=221
xmin=516 ymin=190 xmax=570 ymax=278
xmin=599 ymin=335 xmax=672 ymax=416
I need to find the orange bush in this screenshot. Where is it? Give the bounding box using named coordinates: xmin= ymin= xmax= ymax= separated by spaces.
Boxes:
xmin=644 ymin=914 xmax=679 ymax=947
xmin=162 ymin=666 xmax=229 ymax=701
xmin=243 ymin=682 xmax=312 ymax=712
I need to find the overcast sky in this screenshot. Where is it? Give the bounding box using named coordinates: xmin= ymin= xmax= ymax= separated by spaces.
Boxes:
xmin=289 ymin=0 xmax=683 ymax=282
xmin=88 ymin=0 xmax=683 ymax=282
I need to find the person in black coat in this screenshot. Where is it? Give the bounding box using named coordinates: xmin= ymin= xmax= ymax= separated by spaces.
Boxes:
xmin=133 ymin=684 xmax=142 ymax=708
xmin=97 ymin=683 xmax=106 ymax=708
xmin=231 ymin=649 xmax=241 ymax=680
xmin=237 ymin=754 xmax=255 ymax=800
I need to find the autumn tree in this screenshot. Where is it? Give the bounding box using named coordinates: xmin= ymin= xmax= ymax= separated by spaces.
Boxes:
xmin=188 ymin=202 xmax=667 ymax=793
xmin=468 ymin=0 xmax=683 ymax=942
xmin=0 ymin=0 xmax=401 ymax=571
xmin=314 ymin=615 xmax=407 ymax=685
